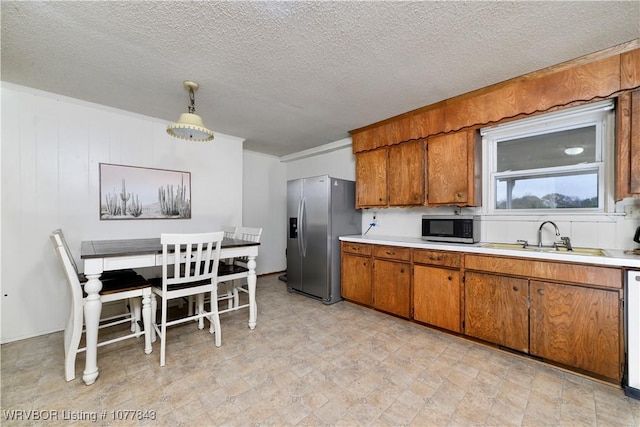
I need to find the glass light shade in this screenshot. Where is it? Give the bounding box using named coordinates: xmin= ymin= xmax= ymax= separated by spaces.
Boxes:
xmin=167 ymin=113 xmax=214 ymax=141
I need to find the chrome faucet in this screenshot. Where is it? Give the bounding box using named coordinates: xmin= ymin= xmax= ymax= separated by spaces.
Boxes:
xmin=538 ymin=221 xmax=560 ymax=247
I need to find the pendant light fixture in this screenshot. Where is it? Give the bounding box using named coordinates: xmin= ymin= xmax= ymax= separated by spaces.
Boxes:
xmin=167 ymin=80 xmax=214 ymax=141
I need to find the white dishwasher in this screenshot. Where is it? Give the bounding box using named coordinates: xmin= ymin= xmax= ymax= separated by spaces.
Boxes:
xmin=625 ymin=270 xmax=640 ymax=399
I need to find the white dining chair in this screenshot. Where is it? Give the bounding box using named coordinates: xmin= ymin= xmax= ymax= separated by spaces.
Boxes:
xmin=51 ymin=229 xmax=142 ymax=332
xmin=220 ymin=226 xmax=262 ymax=311
xmin=51 ymin=232 xmax=153 ymax=382
xmin=151 ymin=232 xmax=224 ymax=367
xmin=188 ymin=226 xmax=237 ymax=315
xmin=218 ymin=226 xmax=238 ymax=309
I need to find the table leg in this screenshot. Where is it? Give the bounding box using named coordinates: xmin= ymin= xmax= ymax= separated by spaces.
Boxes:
xmin=247 ymin=256 xmax=257 ymax=330
xmin=141 ymin=289 xmax=152 ymax=354
xmin=82 ymin=273 xmax=102 ymax=385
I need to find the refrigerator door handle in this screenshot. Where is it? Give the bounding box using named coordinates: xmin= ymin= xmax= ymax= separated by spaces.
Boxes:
xmin=296 ymin=198 xmax=303 ymax=257
xmin=299 ymin=197 xmax=307 ymax=257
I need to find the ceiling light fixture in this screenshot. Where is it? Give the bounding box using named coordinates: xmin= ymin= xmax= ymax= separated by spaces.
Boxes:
xmin=167 ymin=80 xmax=214 ymax=142
xmin=564 ymin=146 xmax=584 ymax=155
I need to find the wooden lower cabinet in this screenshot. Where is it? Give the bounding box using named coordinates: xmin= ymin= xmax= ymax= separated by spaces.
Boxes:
xmin=341 ymin=242 xmax=372 ymax=305
xmin=413 ymin=265 xmax=461 ymax=332
xmin=341 ymin=252 xmax=372 ymax=305
xmin=340 ymin=243 xmax=624 ymax=382
xmin=373 ymin=259 xmax=411 ymax=318
xmin=464 ymin=271 xmax=529 ymax=353
xmin=530 ymin=280 xmax=621 ymax=381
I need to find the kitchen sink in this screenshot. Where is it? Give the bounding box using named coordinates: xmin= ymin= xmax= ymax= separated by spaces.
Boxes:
xmin=482 ymin=242 xmax=605 ymax=257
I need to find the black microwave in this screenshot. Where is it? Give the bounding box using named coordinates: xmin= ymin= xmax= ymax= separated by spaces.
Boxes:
xmin=421 ymin=215 xmax=480 ymax=244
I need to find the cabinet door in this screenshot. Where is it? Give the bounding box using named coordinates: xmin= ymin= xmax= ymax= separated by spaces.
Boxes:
xmin=530 ymin=280 xmax=621 ymax=381
xmin=616 ymin=89 xmax=640 ymax=199
xmin=355 ymin=148 xmax=388 ymax=208
xmin=341 ymin=253 xmax=372 ymax=305
xmin=464 ymin=272 xmax=529 ymax=353
xmin=388 ymin=140 xmax=424 ymax=206
xmin=373 ymin=259 xmax=411 ymax=318
xmin=427 ymin=130 xmax=478 ymax=206
xmin=414 ymin=265 xmax=461 ymax=332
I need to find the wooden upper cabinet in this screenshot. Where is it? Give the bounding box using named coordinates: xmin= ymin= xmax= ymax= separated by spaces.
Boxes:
xmin=352 ymin=43 xmax=640 ymax=206
xmin=616 ymin=89 xmax=640 ymax=199
xmin=388 ymin=140 xmax=424 ymax=206
xmin=355 ymin=148 xmax=388 ymax=208
xmin=351 ymin=115 xmax=413 ymax=153
xmin=388 ymin=115 xmax=413 ymax=145
xmin=410 ymin=105 xmax=446 ymax=140
xmin=351 ymin=127 xmax=379 ymax=153
xmin=352 ymin=44 xmax=639 ymax=147
xmin=444 ymin=55 xmax=621 ymax=133
xmin=621 ymin=49 xmax=640 ymax=90
xmin=514 ymin=55 xmax=620 ymax=115
xmin=444 ymin=84 xmax=518 ymax=133
xmin=426 ymin=130 xmax=481 ymax=206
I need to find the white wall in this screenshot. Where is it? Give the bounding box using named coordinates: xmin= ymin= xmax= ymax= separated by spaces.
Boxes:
xmin=240 ymin=141 xmax=358 ymax=280
xmin=284 ymin=139 xmax=356 ymax=182
xmin=242 ymin=150 xmax=287 ymax=275
xmin=1 ymin=83 xmax=245 ymax=343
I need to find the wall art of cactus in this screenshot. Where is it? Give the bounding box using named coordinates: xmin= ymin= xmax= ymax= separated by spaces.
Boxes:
xmin=158 ymin=176 xmax=190 ymax=218
xmin=129 ymin=194 xmax=143 ymax=217
xmin=119 ymin=179 xmax=131 ymax=215
xmin=104 ymin=193 xmax=121 ymax=216
xmin=100 ymin=164 xmax=192 ymax=220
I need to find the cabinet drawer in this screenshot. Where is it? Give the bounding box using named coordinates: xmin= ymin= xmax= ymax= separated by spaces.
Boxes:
xmin=342 ymin=242 xmax=372 ymax=256
xmin=374 ymin=245 xmax=412 ymax=261
xmin=413 ymin=249 xmax=460 ymax=268
xmin=465 ymin=254 xmax=622 ymax=289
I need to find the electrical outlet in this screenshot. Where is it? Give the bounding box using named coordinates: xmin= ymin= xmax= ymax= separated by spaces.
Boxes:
xmin=625 ymin=205 xmax=640 ymax=219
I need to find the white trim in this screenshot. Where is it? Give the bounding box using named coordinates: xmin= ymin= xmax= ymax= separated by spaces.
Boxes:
xmin=481 ymin=101 xmax=614 ymax=215
xmin=279 ymin=137 xmax=352 ymax=162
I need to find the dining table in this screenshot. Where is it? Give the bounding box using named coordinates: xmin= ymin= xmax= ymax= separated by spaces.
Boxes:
xmin=80 ymin=236 xmax=260 ymax=385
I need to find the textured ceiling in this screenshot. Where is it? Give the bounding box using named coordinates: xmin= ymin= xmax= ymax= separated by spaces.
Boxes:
xmin=2 ymin=1 xmax=639 ymax=157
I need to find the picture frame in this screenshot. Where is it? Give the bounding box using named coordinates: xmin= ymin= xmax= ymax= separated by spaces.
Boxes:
xmin=99 ymin=163 xmax=191 ymax=220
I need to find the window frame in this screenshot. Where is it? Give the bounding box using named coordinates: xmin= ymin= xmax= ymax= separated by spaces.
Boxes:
xmin=481 ymin=100 xmax=615 ymax=215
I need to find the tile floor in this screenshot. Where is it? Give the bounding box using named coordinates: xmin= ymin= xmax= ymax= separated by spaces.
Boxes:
xmin=2 ymin=273 xmax=640 ymax=426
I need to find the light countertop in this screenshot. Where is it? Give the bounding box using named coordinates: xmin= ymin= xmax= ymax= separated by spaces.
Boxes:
xmin=339 ymin=234 xmax=640 ymax=269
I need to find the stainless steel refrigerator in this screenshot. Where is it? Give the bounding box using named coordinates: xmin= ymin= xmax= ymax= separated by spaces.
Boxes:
xmin=287 ymin=175 xmax=361 ymax=304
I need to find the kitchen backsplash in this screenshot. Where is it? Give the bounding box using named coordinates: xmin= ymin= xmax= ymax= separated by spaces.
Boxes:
xmin=361 ymin=199 xmax=640 ymax=251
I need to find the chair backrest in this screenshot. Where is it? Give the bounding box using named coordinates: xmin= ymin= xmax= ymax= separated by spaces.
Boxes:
xmin=52 ymin=229 xmax=80 ymax=274
xmin=221 ymin=225 xmax=237 ymax=239
xmin=160 ymin=232 xmax=224 ymax=287
xmin=50 ymin=233 xmax=83 ymax=310
xmin=234 ymin=227 xmax=262 ymax=264
xmin=236 ymin=227 xmax=262 ymax=243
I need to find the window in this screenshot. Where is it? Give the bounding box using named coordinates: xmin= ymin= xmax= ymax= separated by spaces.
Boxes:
xmin=481 ymin=100 xmax=614 ymax=213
